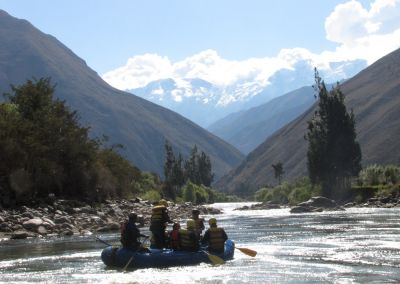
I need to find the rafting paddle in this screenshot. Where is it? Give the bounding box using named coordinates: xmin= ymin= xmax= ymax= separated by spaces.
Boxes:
xmin=123 ymin=256 xmax=134 ymax=271
xmin=203 ymin=251 xmax=225 ymax=265
xmin=236 ymin=247 xmax=257 ymax=257
xmin=95 ymin=237 xmax=112 ymax=247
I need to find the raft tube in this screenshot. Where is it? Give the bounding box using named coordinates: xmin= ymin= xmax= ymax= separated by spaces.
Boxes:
xmin=101 ymin=239 xmax=235 ymax=269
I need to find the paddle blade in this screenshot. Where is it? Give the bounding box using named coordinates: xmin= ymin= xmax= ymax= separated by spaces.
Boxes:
xmin=237 ymin=247 xmax=257 ymax=257
xmin=205 ymin=252 xmax=225 ymax=265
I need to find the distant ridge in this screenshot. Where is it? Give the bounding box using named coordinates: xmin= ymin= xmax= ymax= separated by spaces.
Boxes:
xmin=216 ymin=47 xmax=400 ymax=195
xmin=208 ymin=86 xmax=315 ymax=154
xmin=0 ymin=10 xmax=244 ymax=178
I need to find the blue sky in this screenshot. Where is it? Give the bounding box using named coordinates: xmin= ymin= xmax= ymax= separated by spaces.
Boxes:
xmin=0 ymin=0 xmax=399 ymax=90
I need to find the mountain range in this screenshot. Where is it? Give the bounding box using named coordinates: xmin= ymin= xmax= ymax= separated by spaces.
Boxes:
xmin=208 ymin=86 xmax=315 ymax=154
xmin=215 ymin=47 xmax=400 ymax=196
xmin=0 ymin=10 xmax=244 ymax=179
xmin=128 ymin=59 xmax=367 ymax=128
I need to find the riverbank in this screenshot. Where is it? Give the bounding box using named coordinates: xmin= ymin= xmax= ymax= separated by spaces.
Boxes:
xmin=0 ymin=199 xmax=221 ymax=241
xmin=234 ymin=194 xmax=400 ymax=213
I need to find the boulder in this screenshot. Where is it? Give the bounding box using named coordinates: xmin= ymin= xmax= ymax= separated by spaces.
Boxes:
xmin=42 ymin=218 xmax=56 ymax=227
xmin=22 ymin=218 xmax=43 ymax=231
xmin=37 ymin=226 xmax=47 ymax=235
xmin=11 ymin=230 xmax=29 ymax=239
xmin=0 ymin=216 xmax=4 ymax=223
xmin=298 ymin=196 xmax=338 ymax=208
xmin=21 ymin=212 xmax=35 ymax=219
xmin=290 ymin=206 xmax=315 ymax=213
xmin=54 ymin=215 xmax=70 ymax=224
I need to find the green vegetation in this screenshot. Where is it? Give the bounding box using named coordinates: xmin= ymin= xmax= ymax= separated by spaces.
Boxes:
xmin=181 ymin=181 xmax=242 ymax=204
xmin=255 ymin=178 xmax=320 ymax=205
xmin=163 ymin=141 xmax=214 ymax=200
xmin=350 ymin=164 xmax=400 ymax=202
xmin=0 ymin=78 xmax=161 ymax=207
xmin=306 ymin=70 xmax=362 ymax=200
xmin=357 ymin=164 xmax=400 ymax=186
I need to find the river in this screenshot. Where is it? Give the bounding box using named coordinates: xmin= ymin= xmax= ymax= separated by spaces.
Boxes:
xmin=1 ymin=203 xmax=400 ymax=283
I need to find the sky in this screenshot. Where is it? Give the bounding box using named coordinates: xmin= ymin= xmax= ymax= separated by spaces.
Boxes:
xmin=1 ymin=0 xmax=399 ymax=90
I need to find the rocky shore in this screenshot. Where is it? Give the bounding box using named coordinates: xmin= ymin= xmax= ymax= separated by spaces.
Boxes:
xmin=234 ymin=195 xmax=400 ymax=213
xmin=0 ymin=199 xmax=221 ymax=240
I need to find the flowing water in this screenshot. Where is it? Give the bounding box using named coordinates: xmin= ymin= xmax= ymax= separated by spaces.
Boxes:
xmin=1 ymin=203 xmax=400 ymax=283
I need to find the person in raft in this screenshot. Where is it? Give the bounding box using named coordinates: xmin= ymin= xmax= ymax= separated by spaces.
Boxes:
xmin=191 ymin=209 xmax=205 ymax=238
xmin=120 ymin=212 xmax=149 ymax=251
xmin=178 ymin=219 xmax=199 ymax=252
xmin=201 ymin=218 xmax=228 ymax=254
xmin=149 ymin=199 xmax=172 ymax=248
xmin=168 ymin=222 xmax=181 ymax=250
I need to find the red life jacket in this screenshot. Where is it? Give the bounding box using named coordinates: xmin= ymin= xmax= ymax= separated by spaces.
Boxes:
xmin=169 ymin=229 xmax=180 ymax=249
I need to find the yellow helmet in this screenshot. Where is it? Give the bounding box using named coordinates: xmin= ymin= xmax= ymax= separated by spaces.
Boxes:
xmin=208 ymin=218 xmax=217 ymax=225
xmin=158 ymin=199 xmax=168 ymax=207
xmin=187 ymin=219 xmax=195 ymax=229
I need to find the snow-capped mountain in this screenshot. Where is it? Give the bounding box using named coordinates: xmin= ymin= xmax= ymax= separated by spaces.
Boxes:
xmin=128 ymin=58 xmax=366 ymax=127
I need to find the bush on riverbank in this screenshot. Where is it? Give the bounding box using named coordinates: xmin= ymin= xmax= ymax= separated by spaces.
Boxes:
xmin=357 ymin=164 xmax=400 ymax=186
xmin=254 ymin=178 xmax=320 ymax=205
xmin=181 ymin=182 xmax=242 ymax=204
xmin=0 ymin=78 xmax=162 ymax=207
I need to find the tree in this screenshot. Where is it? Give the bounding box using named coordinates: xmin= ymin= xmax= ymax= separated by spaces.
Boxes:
xmin=185 ymin=145 xmax=200 ymax=184
xmin=306 ymin=70 xmax=362 ymax=199
xmin=0 ymin=78 xmax=149 ymax=206
xmin=163 ymin=140 xmax=175 ymax=185
xmin=272 ymin=162 xmax=284 ymax=185
xmin=198 ymin=151 xmax=214 ymax=187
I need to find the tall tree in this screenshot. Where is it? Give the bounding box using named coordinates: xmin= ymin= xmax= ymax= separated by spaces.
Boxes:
xmin=306 ymin=70 xmax=362 ymax=199
xmin=272 ymin=162 xmax=284 ymax=185
xmin=198 ymin=151 xmax=214 ymax=187
xmin=185 ymin=145 xmax=200 ymax=184
xmin=163 ymin=140 xmax=176 ymax=199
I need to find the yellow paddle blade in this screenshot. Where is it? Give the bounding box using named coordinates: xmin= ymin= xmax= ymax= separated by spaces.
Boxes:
xmin=236 ymin=247 xmax=257 ymax=257
xmin=205 ymin=252 xmax=225 ymax=265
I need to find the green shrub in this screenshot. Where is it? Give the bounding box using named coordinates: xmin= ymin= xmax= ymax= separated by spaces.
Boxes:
xmin=140 ymin=190 xmax=161 ymax=202
xmin=358 ymin=164 xmax=400 ymax=187
xmin=254 ymin=178 xmax=318 ymax=205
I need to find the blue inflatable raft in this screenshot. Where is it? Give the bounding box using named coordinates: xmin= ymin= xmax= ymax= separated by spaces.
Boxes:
xmin=101 ymin=240 xmax=235 ymax=269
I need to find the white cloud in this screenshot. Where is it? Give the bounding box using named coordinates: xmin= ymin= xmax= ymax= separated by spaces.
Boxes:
xmin=102 ymin=0 xmax=400 ymax=91
xmin=102 ymin=53 xmax=172 ymax=90
xmin=325 ymin=0 xmax=400 ymax=63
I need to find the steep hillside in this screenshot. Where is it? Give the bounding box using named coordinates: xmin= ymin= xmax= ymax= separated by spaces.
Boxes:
xmin=208 ymin=86 xmax=315 ymax=154
xmin=0 ymin=10 xmax=244 ymax=178
xmin=216 ymin=47 xmax=400 ymax=195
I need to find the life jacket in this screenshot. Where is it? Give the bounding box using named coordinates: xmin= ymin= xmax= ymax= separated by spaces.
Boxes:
xmin=208 ymin=227 xmax=225 ymax=253
xmin=178 ymin=229 xmax=198 ymax=251
xmin=194 ymin=218 xmax=204 ymax=234
xmin=169 ymin=229 xmax=180 ymax=249
xmin=151 ymin=205 xmax=167 ymax=224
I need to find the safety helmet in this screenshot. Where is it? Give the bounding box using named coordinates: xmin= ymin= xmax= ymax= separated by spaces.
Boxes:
xmin=208 ymin=218 xmax=217 ymax=225
xmin=187 ymin=219 xmax=195 ymax=229
xmin=159 ymin=199 xmax=168 ymax=207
